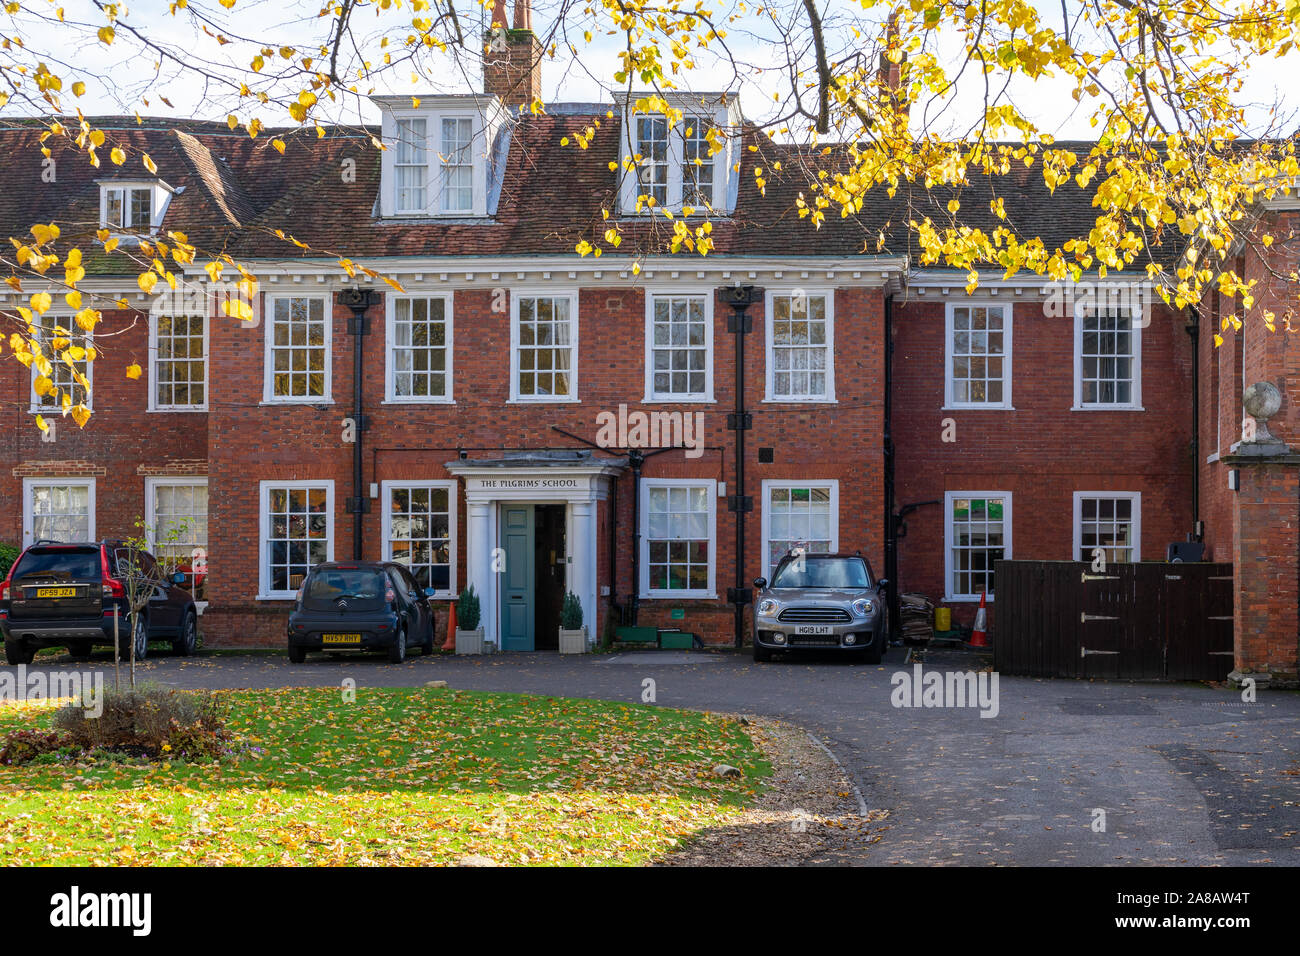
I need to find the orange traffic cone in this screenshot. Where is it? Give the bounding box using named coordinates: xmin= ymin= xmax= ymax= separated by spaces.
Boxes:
xmin=443 ymin=599 xmax=457 ymax=652
xmin=969 ymin=590 xmax=989 ymax=646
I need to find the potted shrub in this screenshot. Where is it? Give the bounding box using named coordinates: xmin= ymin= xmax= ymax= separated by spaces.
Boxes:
xmin=454 ymin=585 xmax=486 ymax=656
xmin=558 ymin=591 xmax=587 ymax=654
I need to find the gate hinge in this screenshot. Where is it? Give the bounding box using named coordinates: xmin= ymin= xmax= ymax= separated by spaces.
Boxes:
xmin=1080 ymin=646 xmax=1121 ymax=658
xmin=1080 ymin=612 xmax=1119 ymax=623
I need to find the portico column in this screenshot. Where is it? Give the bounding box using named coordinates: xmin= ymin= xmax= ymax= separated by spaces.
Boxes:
xmin=569 ymin=499 xmax=597 ymax=646
xmin=466 ymin=500 xmax=496 ymax=647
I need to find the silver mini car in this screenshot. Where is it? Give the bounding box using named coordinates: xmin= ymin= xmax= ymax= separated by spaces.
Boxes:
xmin=751 ymin=553 xmax=889 ymax=663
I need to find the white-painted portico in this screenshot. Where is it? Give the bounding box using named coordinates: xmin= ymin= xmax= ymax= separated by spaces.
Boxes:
xmin=445 ymin=451 xmax=626 ymax=650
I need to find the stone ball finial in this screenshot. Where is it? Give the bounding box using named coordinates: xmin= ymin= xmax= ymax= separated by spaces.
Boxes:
xmin=1243 ymin=381 xmax=1282 ymax=421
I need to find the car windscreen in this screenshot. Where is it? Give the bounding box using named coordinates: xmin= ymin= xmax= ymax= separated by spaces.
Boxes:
xmin=771 ymin=557 xmax=870 ymax=589
xmin=11 ymin=547 xmax=100 ymax=582
xmin=304 ymin=568 xmax=386 ymax=606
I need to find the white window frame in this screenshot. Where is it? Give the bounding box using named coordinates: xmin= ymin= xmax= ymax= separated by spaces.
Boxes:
xmin=764 ymin=288 xmax=836 ymax=403
xmin=643 ymin=289 xmax=715 ymax=402
xmin=439 ymin=116 xmax=476 ymax=214
xmin=22 ymin=478 xmax=96 ymax=547
xmin=262 ymin=294 xmax=332 ymax=404
xmin=639 ymin=477 xmax=718 ymax=599
xmin=1072 ymin=491 xmax=1142 ymax=564
xmin=384 ymin=291 xmax=455 ymax=404
xmin=944 ymin=490 xmax=1012 ymax=603
xmin=617 ymin=98 xmax=737 ymax=216
xmin=377 ymin=102 xmax=496 ymax=218
xmin=380 ymin=480 xmax=458 ymax=599
xmin=98 ymin=180 xmax=171 ymax=236
xmin=393 ymin=116 xmax=429 ymax=215
xmin=144 ymin=477 xmax=209 ymax=606
xmin=509 ymin=290 xmax=580 ymax=403
xmin=28 ymin=313 xmax=92 ymax=413
xmin=148 ymin=312 xmax=209 ymax=412
xmin=1073 ymin=302 xmax=1143 ymax=410
xmin=944 ymin=301 xmax=1014 ymax=410
xmin=257 ymin=480 xmax=334 ymax=600
xmin=760 ymin=479 xmax=840 ymax=581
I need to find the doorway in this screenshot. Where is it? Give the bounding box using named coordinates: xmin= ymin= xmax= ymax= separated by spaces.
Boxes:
xmin=498 ymin=503 xmax=567 ymax=652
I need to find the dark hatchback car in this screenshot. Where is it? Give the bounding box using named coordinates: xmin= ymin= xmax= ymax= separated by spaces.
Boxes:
xmin=751 ymin=552 xmax=890 ymax=663
xmin=287 ymin=562 xmax=437 ymax=664
xmin=0 ymin=541 xmax=200 ymax=664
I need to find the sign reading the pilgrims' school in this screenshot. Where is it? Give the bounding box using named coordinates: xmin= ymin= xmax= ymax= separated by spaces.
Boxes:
xmin=466 ymin=476 xmax=583 ymax=492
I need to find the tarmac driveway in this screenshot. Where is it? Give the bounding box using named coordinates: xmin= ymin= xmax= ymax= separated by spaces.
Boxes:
xmin=9 ymin=646 xmax=1300 ymax=866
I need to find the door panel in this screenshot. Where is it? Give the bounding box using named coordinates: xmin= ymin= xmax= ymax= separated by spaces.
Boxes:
xmin=500 ymin=506 xmax=535 ymax=651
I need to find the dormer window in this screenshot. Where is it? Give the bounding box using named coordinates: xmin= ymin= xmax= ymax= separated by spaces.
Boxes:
xmin=98 ymin=180 xmax=171 ymax=236
xmin=618 ymin=93 xmax=740 ymax=216
xmin=375 ymin=95 xmax=506 ymax=219
xmin=106 ymin=186 xmax=151 ymax=229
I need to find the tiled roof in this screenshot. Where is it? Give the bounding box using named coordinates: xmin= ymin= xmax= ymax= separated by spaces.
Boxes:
xmin=0 ymin=114 xmax=1179 ymax=276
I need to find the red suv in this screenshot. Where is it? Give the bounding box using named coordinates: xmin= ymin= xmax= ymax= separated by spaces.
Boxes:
xmin=0 ymin=540 xmax=200 ymax=664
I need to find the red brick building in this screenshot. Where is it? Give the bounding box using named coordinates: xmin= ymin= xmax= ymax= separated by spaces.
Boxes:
xmin=1 ymin=7 xmax=1296 ymax=684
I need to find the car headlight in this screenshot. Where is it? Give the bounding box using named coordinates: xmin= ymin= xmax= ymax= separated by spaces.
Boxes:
xmin=758 ymin=599 xmax=780 ymax=617
xmin=852 ymin=598 xmax=874 ymax=617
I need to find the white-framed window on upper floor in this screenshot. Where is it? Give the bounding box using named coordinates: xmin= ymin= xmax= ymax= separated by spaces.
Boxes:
xmin=644 ymin=291 xmax=713 ymax=402
xmin=765 ymin=289 xmax=835 ymax=402
xmin=393 ymin=117 xmax=428 ymax=213
xmin=264 ymin=294 xmax=331 ymax=403
xmin=1073 ymin=491 xmax=1141 ymax=565
xmin=640 ymin=478 xmax=717 ymax=598
xmin=22 ymin=478 xmax=95 ymax=547
xmin=376 ymin=97 xmax=502 ymax=218
xmin=98 ymin=180 xmax=171 ymax=236
xmin=945 ymin=302 xmax=1012 ymax=408
xmin=386 ymin=293 xmax=453 ymax=403
xmin=150 ymin=313 xmax=207 ymax=411
xmin=439 ymin=116 xmax=475 ymax=213
xmin=944 ymin=491 xmax=1011 ymax=602
xmin=258 ymin=480 xmax=333 ymax=599
xmin=381 ymin=480 xmax=456 ymax=599
xmin=145 ymin=477 xmax=209 ymax=602
xmin=511 ymin=291 xmax=578 ymax=402
xmin=29 ymin=313 xmax=91 ymax=413
xmin=1074 ymin=303 xmax=1143 ymax=409
xmin=761 ymin=480 xmax=839 ymax=581
xmin=617 ymin=94 xmax=740 ymax=216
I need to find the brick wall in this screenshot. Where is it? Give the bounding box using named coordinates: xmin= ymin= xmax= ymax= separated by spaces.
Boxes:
xmin=201 ymin=283 xmax=884 ymax=647
xmin=892 ymin=293 xmax=1195 ymax=630
xmin=0 ymin=304 xmax=208 ymax=548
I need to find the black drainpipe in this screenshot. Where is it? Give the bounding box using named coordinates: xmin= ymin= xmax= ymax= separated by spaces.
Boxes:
xmin=722 ymin=286 xmax=759 ymax=648
xmin=1185 ymin=306 xmax=1202 ymax=538
xmin=883 ymin=292 xmax=899 ymax=637
xmin=629 ymin=448 xmax=644 ymax=625
xmin=339 ymin=288 xmax=380 ymax=559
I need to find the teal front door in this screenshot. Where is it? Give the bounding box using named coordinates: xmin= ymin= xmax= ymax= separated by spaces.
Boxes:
xmin=500 ymin=505 xmax=535 ymax=651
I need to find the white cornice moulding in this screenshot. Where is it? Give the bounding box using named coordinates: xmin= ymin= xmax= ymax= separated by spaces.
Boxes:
xmin=177 ymin=255 xmax=910 ymax=289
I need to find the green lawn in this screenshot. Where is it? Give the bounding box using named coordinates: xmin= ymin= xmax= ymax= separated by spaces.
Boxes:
xmin=0 ymin=687 xmax=769 ymax=865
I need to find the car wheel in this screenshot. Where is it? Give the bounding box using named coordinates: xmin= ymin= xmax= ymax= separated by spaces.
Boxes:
xmin=68 ymin=640 xmax=93 ymax=661
xmin=388 ymin=625 xmax=407 ymax=664
xmin=861 ymin=630 xmax=884 ymax=665
xmin=171 ymin=611 xmax=197 ymax=656
xmin=752 ymin=642 xmax=772 ymax=663
xmin=127 ymin=614 xmax=149 ymax=661
xmin=4 ymin=639 xmax=35 ymax=666
xmin=287 ymin=645 xmax=307 ymax=664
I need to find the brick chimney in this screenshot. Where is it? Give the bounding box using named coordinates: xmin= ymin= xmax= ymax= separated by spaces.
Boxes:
xmin=877 ymin=12 xmax=908 ymax=123
xmin=484 ymin=0 xmax=542 ymax=111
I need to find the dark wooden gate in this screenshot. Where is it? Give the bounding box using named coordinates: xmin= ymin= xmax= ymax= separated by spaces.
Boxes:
xmin=993 ymin=561 xmax=1234 ymax=680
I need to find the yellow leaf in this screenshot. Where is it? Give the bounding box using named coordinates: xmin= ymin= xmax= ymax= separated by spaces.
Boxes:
xmin=30 ymin=292 xmax=52 ymax=314
xmin=125 ymin=363 xmax=143 ymax=380
xmin=35 ymin=415 xmax=49 ymax=434
xmin=143 ymin=153 xmax=158 ymax=174
xmin=70 ymin=404 xmax=91 ymax=428
xmin=97 ymin=25 xmax=114 ymax=44
xmin=110 ymin=146 xmax=125 ymax=165
xmin=137 ymin=272 xmax=158 ymax=293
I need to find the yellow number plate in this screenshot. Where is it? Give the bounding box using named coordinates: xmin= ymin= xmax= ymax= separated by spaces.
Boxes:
xmin=322 ymin=633 xmax=362 ymax=645
xmin=35 ymin=587 xmax=77 ymax=598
